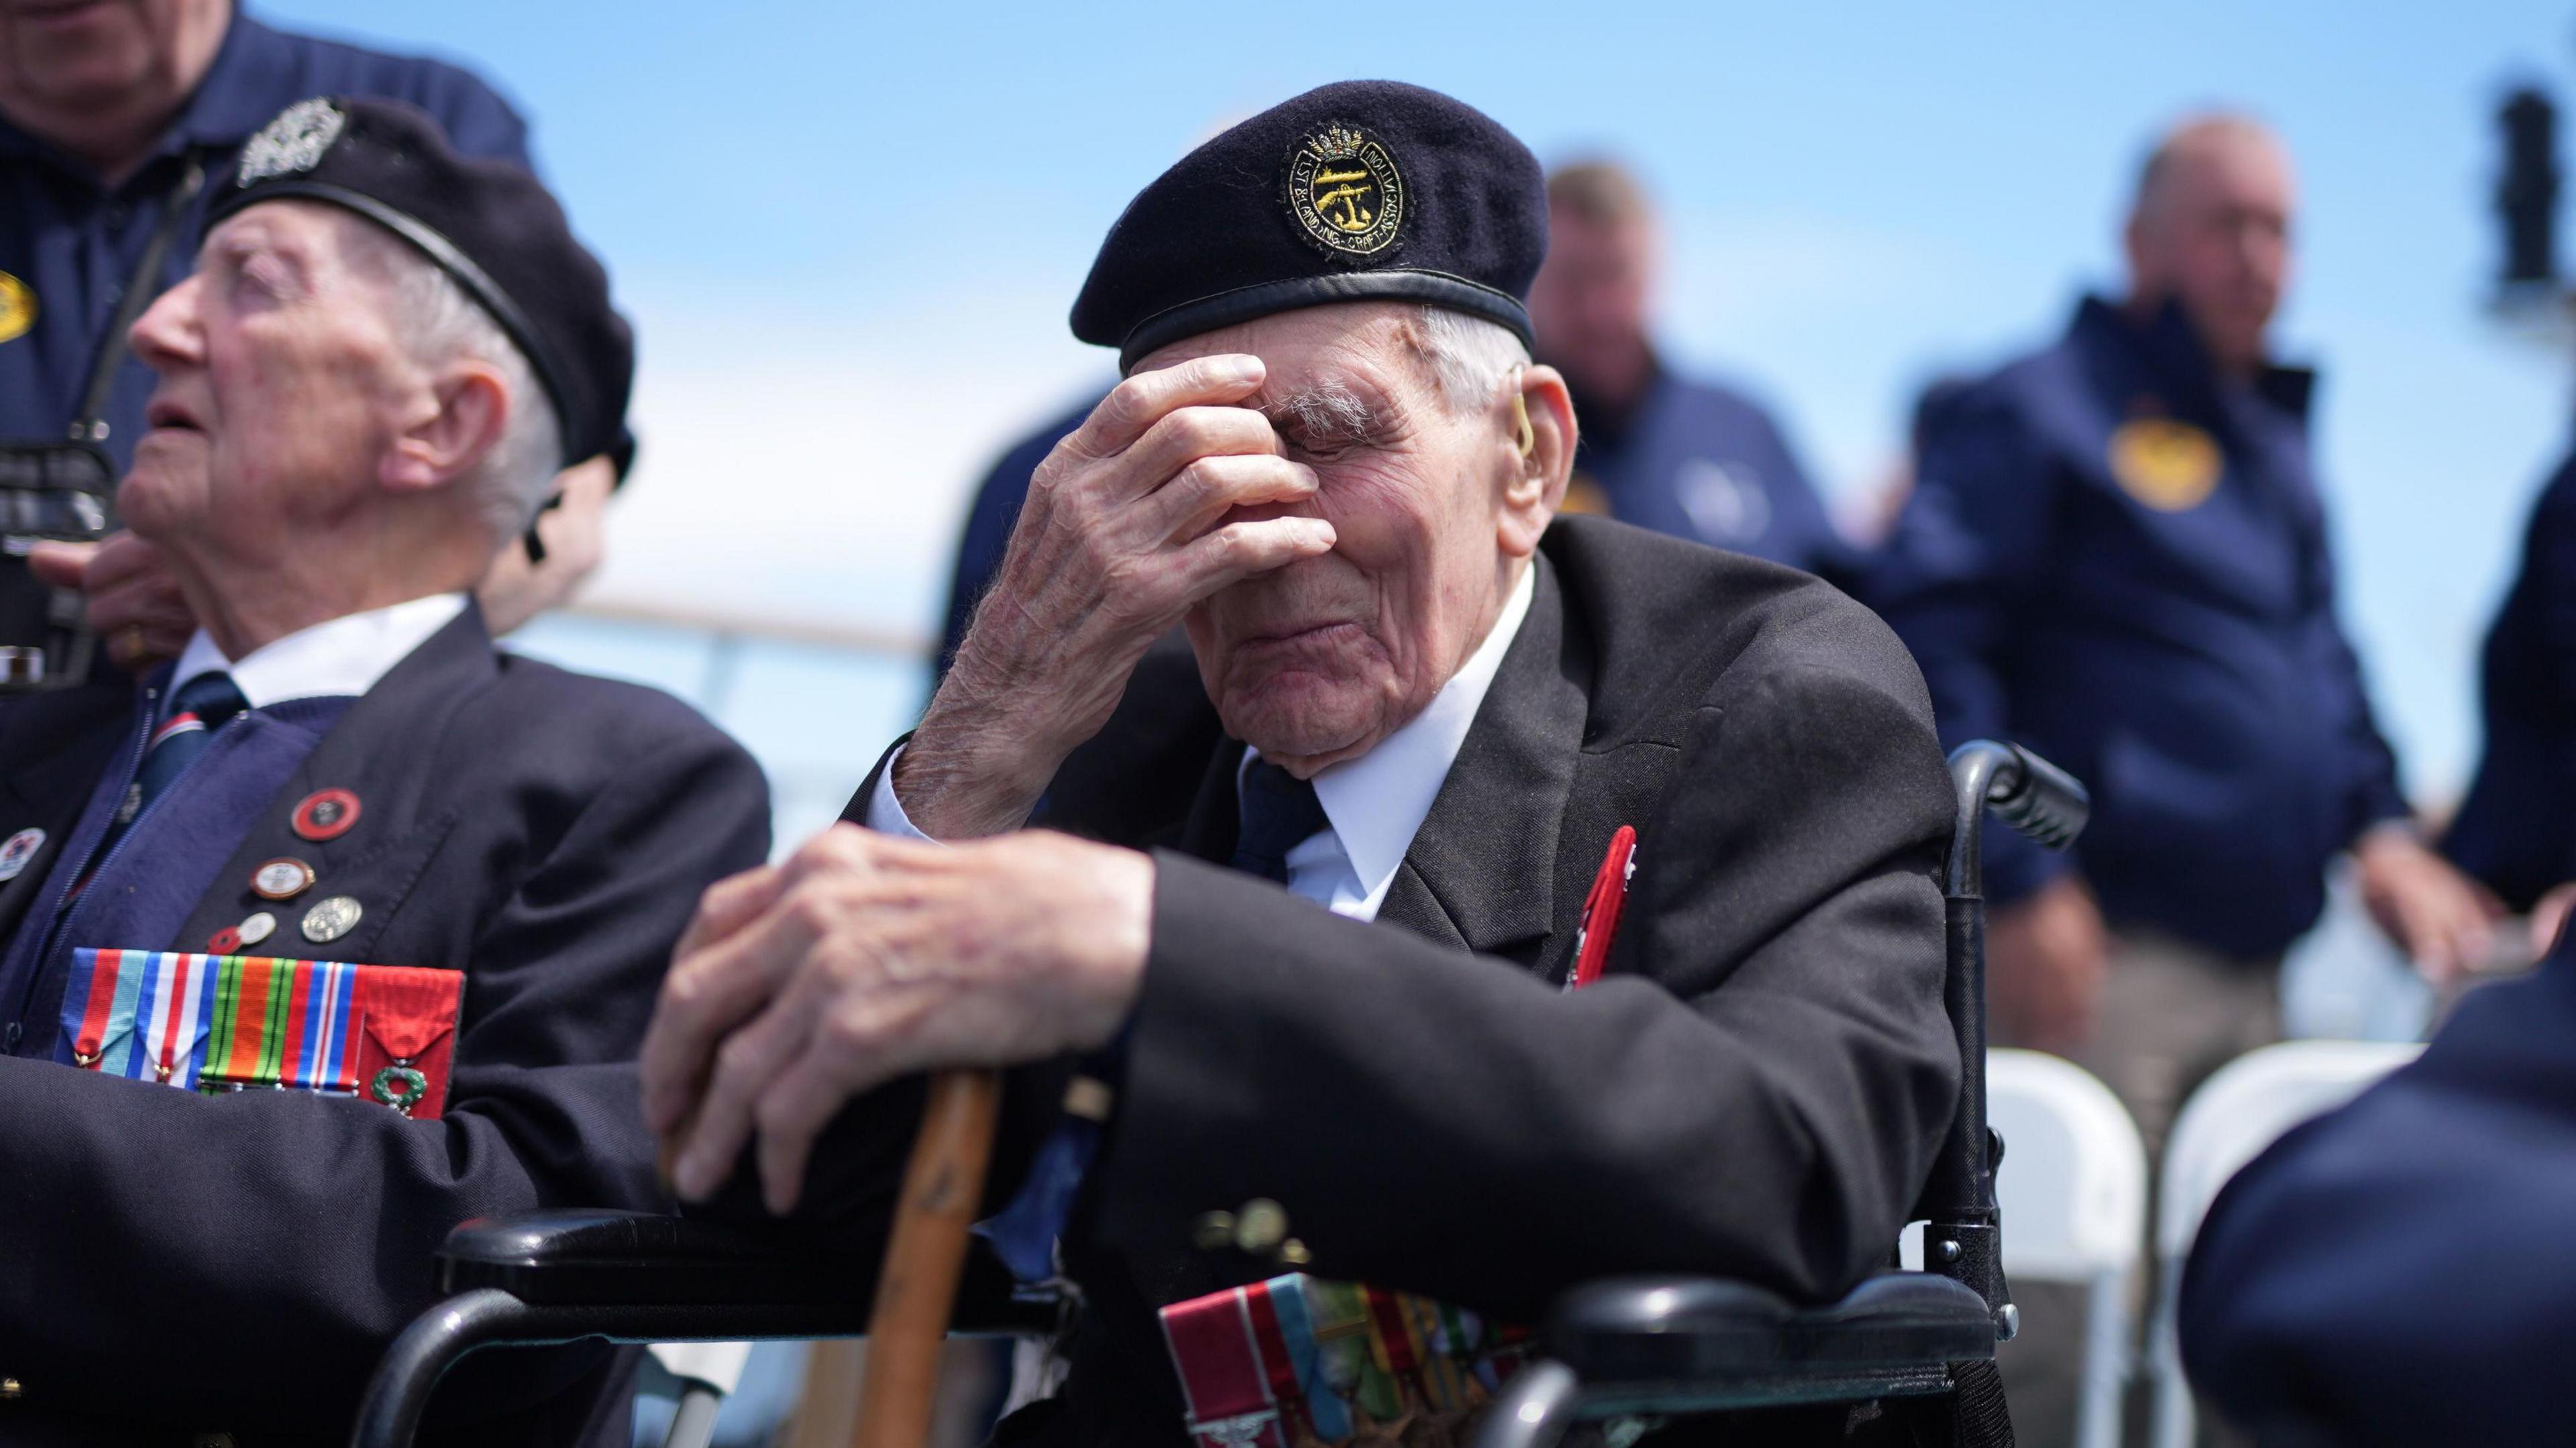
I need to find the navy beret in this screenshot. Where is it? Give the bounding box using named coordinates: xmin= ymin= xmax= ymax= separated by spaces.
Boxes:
xmin=1071 ymin=80 xmax=1547 ymax=372
xmin=204 ymin=97 xmax=631 ymax=471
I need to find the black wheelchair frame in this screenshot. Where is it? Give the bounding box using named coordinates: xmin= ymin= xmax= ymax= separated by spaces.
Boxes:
xmin=347 ymin=740 xmax=2086 ymax=1448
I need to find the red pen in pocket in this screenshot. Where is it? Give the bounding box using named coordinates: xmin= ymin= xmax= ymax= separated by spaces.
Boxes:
xmin=1568 ymin=824 xmax=1638 ymax=990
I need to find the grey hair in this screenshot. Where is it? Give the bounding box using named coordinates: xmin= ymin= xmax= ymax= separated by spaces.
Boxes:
xmin=352 ymin=227 xmax=563 ymax=542
xmin=1412 ymin=305 xmax=1529 ymax=415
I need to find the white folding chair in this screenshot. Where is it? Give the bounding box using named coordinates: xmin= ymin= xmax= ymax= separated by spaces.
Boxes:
xmin=636 ymin=1341 xmax=753 ymax=1448
xmin=2145 ymin=1040 xmax=2424 ymax=1448
xmin=1990 ymin=1050 xmax=2147 ymax=1448
xmin=1907 ymin=1050 xmax=2147 ymax=1448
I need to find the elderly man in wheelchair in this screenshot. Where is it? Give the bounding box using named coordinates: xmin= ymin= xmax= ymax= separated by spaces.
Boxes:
xmin=359 ymin=80 xmax=2088 ymax=1448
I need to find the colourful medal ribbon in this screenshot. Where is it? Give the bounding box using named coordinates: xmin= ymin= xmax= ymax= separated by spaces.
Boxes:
xmin=136 ymin=951 xmax=216 ymax=1087
xmin=64 ymin=946 xmax=141 ymax=1072
xmin=296 ymin=959 xmax=358 ymax=1094
xmin=1261 ymin=1274 xmax=1352 ymax=1444
xmin=1243 ymin=1280 xmax=1317 ymax=1445
xmin=1399 ymin=1291 xmax=1471 ymax=1412
xmin=1159 ymin=1285 xmax=1287 ymax=1448
xmin=1360 ymin=1282 xmax=1436 ymax=1424
xmin=62 ymin=950 xmax=435 ymax=1107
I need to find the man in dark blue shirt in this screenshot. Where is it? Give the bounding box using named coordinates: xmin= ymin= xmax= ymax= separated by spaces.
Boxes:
xmin=2444 ymin=452 xmax=2576 ymax=952
xmin=1 ymin=0 xmax=612 ymax=675
xmin=1867 ymin=115 xmax=2493 ymax=1142
xmin=1527 ymin=159 xmax=1852 ymax=584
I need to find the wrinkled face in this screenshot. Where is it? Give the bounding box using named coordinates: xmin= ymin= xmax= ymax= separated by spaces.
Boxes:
xmin=1529 ymin=207 xmax=1655 ymax=398
xmin=2130 ymin=131 xmax=2296 ymax=372
xmin=0 ymin=0 xmax=197 ymax=112
xmin=1140 ymin=304 xmax=1536 ymax=772
xmin=121 ymin=201 xmax=421 ymax=562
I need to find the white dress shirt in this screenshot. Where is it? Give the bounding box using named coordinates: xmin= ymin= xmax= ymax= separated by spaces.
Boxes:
xmin=166 ymin=592 xmax=470 ymax=711
xmin=869 ymin=564 xmax=1537 ymax=925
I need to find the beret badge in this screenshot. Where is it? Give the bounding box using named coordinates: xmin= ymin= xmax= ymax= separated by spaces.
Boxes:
xmin=1281 ymin=121 xmax=1406 ymax=262
xmin=236 ymin=98 xmax=345 ymax=188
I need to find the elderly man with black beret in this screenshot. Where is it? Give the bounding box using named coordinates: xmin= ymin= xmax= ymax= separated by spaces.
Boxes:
xmin=0 ymin=99 xmax=767 ymax=1445
xmin=645 ymin=81 xmax=1956 ymax=1447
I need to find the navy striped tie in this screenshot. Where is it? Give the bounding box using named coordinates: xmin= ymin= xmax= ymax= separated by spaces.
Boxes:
xmin=106 ymin=671 xmax=247 ymax=850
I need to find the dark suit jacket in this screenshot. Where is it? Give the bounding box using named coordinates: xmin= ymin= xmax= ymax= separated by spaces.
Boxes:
xmin=0 ymin=607 xmax=769 ymax=1446
xmin=783 ymin=515 xmax=1958 ymax=1448
xmin=2179 ymin=942 xmax=2576 ymax=1445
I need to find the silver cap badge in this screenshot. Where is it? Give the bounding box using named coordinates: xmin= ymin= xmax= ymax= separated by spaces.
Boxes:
xmin=237 ymin=99 xmax=345 ymax=188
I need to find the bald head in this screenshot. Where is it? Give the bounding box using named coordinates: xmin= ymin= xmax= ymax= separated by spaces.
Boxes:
xmin=2124 ymin=114 xmax=2295 ymax=374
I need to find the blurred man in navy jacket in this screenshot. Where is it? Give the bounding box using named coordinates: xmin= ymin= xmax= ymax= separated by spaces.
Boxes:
xmin=2445 ymin=453 xmax=2576 ymax=953
xmin=2181 ymin=938 xmax=2576 ymax=1444
xmin=1866 ymin=115 xmax=2491 ymax=1151
xmin=1529 ymin=159 xmax=1852 ymax=583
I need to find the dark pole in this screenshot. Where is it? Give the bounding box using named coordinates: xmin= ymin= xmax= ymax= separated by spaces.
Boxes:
xmin=2499 ymin=86 xmax=2560 ymax=290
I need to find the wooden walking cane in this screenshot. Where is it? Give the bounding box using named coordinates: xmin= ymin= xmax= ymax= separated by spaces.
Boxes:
xmin=851 ymin=1067 xmax=1004 ymax=1448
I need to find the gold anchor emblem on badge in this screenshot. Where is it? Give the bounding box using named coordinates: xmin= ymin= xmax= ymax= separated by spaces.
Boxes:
xmin=1283 ymin=122 xmax=1405 ymax=258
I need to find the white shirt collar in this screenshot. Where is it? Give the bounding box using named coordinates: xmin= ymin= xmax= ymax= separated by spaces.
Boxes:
xmin=168 ymin=593 xmax=470 ymax=711
xmin=1245 ymin=561 xmax=1537 ymax=918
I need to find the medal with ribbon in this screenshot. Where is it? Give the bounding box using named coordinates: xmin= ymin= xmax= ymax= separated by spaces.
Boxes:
xmin=1159 ymin=826 xmax=1630 ymax=1445
xmin=58 ymin=950 xmax=464 ymax=1117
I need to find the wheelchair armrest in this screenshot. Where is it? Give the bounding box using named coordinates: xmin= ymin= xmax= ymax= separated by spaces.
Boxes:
xmin=435 ymin=1208 xmax=1054 ymax=1335
xmin=1546 ymin=1271 xmax=1998 ymax=1384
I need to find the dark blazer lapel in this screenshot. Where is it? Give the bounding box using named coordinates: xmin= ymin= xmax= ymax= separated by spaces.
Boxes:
xmin=178 ymin=604 xmax=500 ymax=950
xmin=1378 ymin=556 xmax=1587 ymax=966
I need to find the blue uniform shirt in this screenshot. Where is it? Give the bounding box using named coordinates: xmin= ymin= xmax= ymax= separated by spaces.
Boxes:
xmin=1566 ymin=365 xmax=1852 ymax=581
xmin=2443 ymin=452 xmax=2576 ymax=910
xmin=0 ymin=7 xmax=531 ymax=467
xmin=1864 ymin=296 xmax=2408 ymax=959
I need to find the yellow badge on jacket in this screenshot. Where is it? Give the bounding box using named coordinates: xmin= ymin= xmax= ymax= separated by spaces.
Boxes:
xmin=2108 ymin=418 xmax=2222 ymax=512
xmin=0 ymin=272 xmax=34 ymax=345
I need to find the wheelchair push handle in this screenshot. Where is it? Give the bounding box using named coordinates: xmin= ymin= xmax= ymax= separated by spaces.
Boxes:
xmin=1987 ymin=743 xmax=2088 ymax=850
xmin=1928 ymin=738 xmax=2088 ymax=1339
xmin=1945 ymin=740 xmax=2088 ymax=899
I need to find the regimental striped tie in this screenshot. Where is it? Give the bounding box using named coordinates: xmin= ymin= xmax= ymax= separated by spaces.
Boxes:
xmin=97 ymin=671 xmax=248 ymax=862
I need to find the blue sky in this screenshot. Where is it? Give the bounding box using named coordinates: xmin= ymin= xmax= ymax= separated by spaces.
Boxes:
xmin=264 ymin=0 xmax=2576 ymax=805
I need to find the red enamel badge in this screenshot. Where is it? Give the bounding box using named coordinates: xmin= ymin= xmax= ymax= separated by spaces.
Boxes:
xmin=291 ymin=789 xmax=362 ymax=842
xmin=1568 ymin=824 xmax=1638 ymax=991
xmin=207 ymin=926 xmax=243 ymax=954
